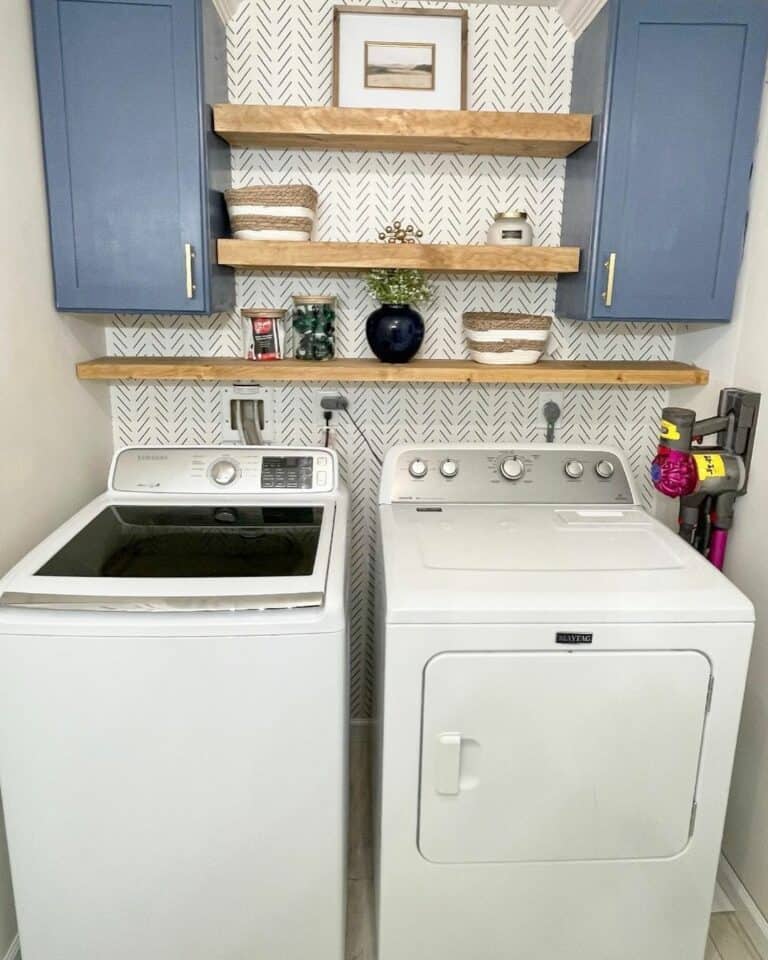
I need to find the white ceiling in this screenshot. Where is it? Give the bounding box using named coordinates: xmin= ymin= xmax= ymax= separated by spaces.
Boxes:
xmin=212 ymin=0 xmax=606 ymax=41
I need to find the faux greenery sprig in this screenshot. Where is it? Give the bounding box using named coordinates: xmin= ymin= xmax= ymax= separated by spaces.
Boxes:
xmin=365 ymin=269 xmax=432 ymax=306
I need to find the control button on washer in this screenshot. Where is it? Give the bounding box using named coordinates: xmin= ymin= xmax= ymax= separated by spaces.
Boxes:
xmin=595 ymin=459 xmax=615 ymax=479
xmin=440 ymin=459 xmax=459 ymax=479
xmin=500 ymin=457 xmax=525 ymax=481
xmin=210 ymin=459 xmax=239 ymax=486
xmin=409 ymin=459 xmax=428 ymax=479
xmin=317 ymin=470 xmax=328 ymax=486
xmin=564 ymin=460 xmax=584 ymax=480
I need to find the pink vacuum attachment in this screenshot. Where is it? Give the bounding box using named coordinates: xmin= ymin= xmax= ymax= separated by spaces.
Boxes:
xmin=651 ymin=446 xmax=698 ymax=498
xmin=708 ymin=528 xmax=729 ymax=571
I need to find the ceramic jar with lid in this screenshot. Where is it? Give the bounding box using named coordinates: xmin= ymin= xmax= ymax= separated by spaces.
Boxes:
xmin=486 ymin=211 xmax=533 ymax=246
xmin=291 ymin=295 xmax=336 ymax=361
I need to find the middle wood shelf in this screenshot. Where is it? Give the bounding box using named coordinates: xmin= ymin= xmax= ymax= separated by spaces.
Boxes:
xmin=217 ymin=239 xmax=580 ymax=274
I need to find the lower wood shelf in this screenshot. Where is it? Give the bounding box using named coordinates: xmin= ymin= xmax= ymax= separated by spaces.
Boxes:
xmin=76 ymin=358 xmax=709 ymax=386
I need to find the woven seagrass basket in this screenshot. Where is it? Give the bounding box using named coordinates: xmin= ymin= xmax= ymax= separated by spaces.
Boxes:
xmin=463 ymin=312 xmax=552 ymax=365
xmin=225 ymin=185 xmax=318 ymax=241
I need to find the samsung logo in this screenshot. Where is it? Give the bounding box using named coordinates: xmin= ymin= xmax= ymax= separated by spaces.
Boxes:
xmin=556 ymin=632 xmax=593 ymax=645
xmin=137 ymin=455 xmax=168 ymax=461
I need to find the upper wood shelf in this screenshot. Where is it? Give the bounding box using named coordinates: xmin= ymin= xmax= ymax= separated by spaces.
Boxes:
xmin=217 ymin=239 xmax=580 ymax=275
xmin=213 ymin=104 xmax=593 ymax=158
xmin=76 ymin=358 xmax=709 ymax=387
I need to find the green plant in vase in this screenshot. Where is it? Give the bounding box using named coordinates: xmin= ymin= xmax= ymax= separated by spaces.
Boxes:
xmin=364 ymin=269 xmax=432 ymax=364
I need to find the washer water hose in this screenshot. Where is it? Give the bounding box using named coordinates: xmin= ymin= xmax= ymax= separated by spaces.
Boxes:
xmin=233 ymin=398 xmax=263 ymax=446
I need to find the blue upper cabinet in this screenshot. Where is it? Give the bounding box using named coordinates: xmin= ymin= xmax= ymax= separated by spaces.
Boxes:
xmin=30 ymin=0 xmax=233 ymax=314
xmin=557 ymin=0 xmax=768 ymax=323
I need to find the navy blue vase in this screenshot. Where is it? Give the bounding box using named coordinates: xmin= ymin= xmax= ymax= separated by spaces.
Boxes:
xmin=366 ymin=304 xmax=424 ymax=364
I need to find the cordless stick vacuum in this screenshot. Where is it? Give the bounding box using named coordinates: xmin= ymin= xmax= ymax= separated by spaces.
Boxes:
xmin=651 ymin=388 xmax=760 ymax=570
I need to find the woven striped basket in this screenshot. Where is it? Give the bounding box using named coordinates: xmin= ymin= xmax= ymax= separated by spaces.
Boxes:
xmin=463 ymin=312 xmax=552 ymax=365
xmin=225 ymin=185 xmax=318 ymax=241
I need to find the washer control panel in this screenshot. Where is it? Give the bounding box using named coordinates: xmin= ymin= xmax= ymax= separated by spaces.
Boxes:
xmin=111 ymin=446 xmax=336 ymax=494
xmin=391 ymin=447 xmax=634 ymax=504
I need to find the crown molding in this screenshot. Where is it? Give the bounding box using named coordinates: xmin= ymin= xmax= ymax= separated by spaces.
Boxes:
xmin=558 ymin=0 xmax=608 ymax=38
xmin=211 ymin=0 xmax=243 ymax=24
xmin=209 ymin=0 xmax=604 ymax=35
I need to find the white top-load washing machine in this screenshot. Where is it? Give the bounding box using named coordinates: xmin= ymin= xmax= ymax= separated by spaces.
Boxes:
xmin=375 ymin=444 xmax=753 ymax=960
xmin=0 ymin=446 xmax=348 ymax=960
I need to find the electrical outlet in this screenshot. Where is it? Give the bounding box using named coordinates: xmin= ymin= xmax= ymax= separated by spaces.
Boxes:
xmin=317 ymin=424 xmax=339 ymax=450
xmin=313 ymin=391 xmax=348 ymax=427
xmin=220 ymin=385 xmax=274 ymax=444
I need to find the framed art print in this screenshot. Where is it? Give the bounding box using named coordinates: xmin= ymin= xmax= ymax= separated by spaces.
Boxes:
xmin=333 ymin=6 xmax=468 ymax=110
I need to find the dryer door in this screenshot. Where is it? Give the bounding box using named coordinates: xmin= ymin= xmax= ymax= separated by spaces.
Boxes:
xmin=419 ymin=650 xmax=711 ymax=863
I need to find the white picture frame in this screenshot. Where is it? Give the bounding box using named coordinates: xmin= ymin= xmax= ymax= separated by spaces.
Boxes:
xmin=333 ymin=6 xmax=468 ymax=111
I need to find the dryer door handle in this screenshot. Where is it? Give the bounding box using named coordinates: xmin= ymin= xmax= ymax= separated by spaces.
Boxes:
xmin=435 ymin=733 xmax=462 ymax=795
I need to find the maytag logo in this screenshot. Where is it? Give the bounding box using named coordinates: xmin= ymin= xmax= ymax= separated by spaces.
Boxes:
xmin=556 ymin=632 xmax=593 ymax=645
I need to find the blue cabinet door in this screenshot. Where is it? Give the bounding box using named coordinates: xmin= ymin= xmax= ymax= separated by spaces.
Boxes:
xmin=558 ymin=0 xmax=768 ymax=323
xmin=31 ymin=0 xmax=220 ymax=314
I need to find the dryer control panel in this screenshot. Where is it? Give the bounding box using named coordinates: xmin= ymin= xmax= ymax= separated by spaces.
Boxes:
xmin=383 ymin=446 xmax=636 ymax=505
xmin=110 ymin=446 xmax=337 ymax=495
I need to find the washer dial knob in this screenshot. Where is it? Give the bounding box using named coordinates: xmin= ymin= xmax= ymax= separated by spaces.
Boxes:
xmin=409 ymin=459 xmax=428 ymax=479
xmin=440 ymin=459 xmax=459 ymax=479
xmin=564 ymin=460 xmax=584 ymax=480
xmin=500 ymin=457 xmax=525 ymax=481
xmin=595 ymin=459 xmax=615 ymax=479
xmin=210 ymin=459 xmax=238 ymax=486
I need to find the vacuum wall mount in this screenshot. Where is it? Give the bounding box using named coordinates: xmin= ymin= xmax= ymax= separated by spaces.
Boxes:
xmin=651 ymin=388 xmax=760 ymax=570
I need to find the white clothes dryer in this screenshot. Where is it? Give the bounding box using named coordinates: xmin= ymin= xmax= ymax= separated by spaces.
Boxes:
xmin=0 ymin=446 xmax=348 ymax=960
xmin=374 ymin=443 xmax=753 ymax=960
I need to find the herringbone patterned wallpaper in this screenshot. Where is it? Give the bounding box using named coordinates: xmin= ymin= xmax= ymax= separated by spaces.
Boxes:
xmin=107 ymin=0 xmax=674 ymax=718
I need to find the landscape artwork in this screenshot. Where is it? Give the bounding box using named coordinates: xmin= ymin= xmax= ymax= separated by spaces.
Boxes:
xmin=364 ymin=41 xmax=435 ymax=91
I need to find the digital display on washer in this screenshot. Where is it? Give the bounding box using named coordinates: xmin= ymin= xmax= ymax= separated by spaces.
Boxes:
xmin=34 ymin=506 xmax=323 ymax=578
xmin=261 ymin=456 xmax=314 ymax=489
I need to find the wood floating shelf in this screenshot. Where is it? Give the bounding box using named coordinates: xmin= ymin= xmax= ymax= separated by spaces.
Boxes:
xmin=77 ymin=358 xmax=709 ymax=387
xmin=213 ymin=104 xmax=592 ymax=158
xmin=217 ymin=239 xmax=580 ymax=275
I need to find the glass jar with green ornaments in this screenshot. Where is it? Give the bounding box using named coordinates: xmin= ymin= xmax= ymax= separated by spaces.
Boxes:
xmin=290 ymin=295 xmax=336 ymax=361
xmin=365 ymin=269 xmax=432 ymax=364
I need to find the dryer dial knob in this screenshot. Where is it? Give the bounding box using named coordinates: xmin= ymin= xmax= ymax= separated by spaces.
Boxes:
xmin=210 ymin=459 xmax=238 ymax=486
xmin=595 ymin=459 xmax=615 ymax=479
xmin=500 ymin=457 xmax=525 ymax=481
xmin=564 ymin=460 xmax=584 ymax=480
xmin=440 ymin=459 xmax=458 ymax=479
xmin=409 ymin=459 xmax=428 ymax=479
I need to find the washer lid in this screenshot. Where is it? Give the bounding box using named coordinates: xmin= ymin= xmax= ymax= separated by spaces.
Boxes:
xmin=1 ymin=495 xmax=335 ymax=612
xmin=379 ymin=503 xmax=754 ymax=623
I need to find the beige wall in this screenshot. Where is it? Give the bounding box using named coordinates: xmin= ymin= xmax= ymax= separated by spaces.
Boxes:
xmin=719 ymin=82 xmax=768 ymax=920
xmin=0 ymin=2 xmax=113 ymax=952
xmin=675 ymin=79 xmax=768 ymax=920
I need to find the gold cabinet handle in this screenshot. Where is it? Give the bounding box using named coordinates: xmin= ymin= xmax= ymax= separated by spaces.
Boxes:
xmin=184 ymin=243 xmax=197 ymax=299
xmin=601 ymin=252 xmax=616 ymax=307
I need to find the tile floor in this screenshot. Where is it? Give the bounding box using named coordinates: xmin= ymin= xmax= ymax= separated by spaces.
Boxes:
xmin=708 ymin=913 xmax=764 ymax=960
xmin=347 ymin=738 xmax=763 ymax=960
